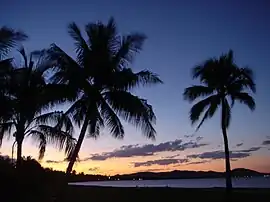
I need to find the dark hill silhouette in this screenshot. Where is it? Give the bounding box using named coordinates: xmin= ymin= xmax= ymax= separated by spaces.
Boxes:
xmin=109 ymin=168 xmax=267 ymax=181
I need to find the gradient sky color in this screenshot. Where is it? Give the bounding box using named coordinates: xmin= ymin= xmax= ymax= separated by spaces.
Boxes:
xmin=1 ymin=0 xmax=270 ymax=175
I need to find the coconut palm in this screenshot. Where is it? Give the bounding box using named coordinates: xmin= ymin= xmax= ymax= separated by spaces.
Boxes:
xmin=183 ymin=50 xmax=256 ymax=191
xmin=46 ymin=17 xmax=162 ymax=174
xmin=0 ymin=47 xmax=76 ymax=167
xmin=0 ymin=27 xmax=28 ymax=114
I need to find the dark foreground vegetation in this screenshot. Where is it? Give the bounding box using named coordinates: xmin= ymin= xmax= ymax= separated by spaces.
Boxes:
xmin=1 ymin=156 xmax=269 ymax=202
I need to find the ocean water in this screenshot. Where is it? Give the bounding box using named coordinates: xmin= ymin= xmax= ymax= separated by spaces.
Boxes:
xmin=69 ymin=177 xmax=270 ymax=188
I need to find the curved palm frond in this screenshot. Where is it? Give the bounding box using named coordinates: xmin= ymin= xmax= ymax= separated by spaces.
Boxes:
xmin=233 ymin=67 xmax=256 ymax=93
xmin=103 ymin=90 xmax=156 ymax=139
xmin=190 ymin=95 xmax=220 ymax=126
xmin=183 ymin=85 xmax=215 ymax=102
xmin=33 ymin=111 xmax=74 ymax=134
xmin=68 ymin=22 xmax=90 ymax=67
xmin=0 ymin=26 xmax=28 ymax=58
xmin=110 ymin=68 xmax=162 ymax=90
xmin=113 ymin=33 xmax=146 ymax=69
xmin=31 ymin=125 xmax=76 ymax=159
xmin=85 ymin=17 xmax=118 ymax=54
xmin=17 ymin=46 xmax=28 ymax=68
xmin=65 ymin=96 xmax=89 ymax=127
xmin=100 ymin=97 xmax=124 ymax=138
xmin=29 ymin=130 xmax=46 ymax=160
xmin=230 ymin=92 xmax=255 ymax=110
xmin=0 ymin=122 xmax=15 ymax=146
xmin=87 ymin=105 xmax=104 ymax=139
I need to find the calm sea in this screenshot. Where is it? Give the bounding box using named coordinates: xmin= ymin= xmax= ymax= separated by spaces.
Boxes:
xmin=69 ymin=177 xmax=270 ymax=188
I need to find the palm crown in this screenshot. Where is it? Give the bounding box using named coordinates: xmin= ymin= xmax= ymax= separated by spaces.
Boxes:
xmin=48 ymin=17 xmax=162 ymax=140
xmin=45 ymin=17 xmax=162 ymax=173
xmin=184 ymin=50 xmax=256 ymax=130
xmin=0 ymin=47 xmax=76 ymax=161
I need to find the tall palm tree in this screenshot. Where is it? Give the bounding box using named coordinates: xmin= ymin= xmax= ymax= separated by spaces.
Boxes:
xmin=0 ymin=47 xmax=76 ymax=167
xmin=183 ymin=50 xmax=256 ymax=191
xmin=46 ymin=17 xmax=163 ymax=174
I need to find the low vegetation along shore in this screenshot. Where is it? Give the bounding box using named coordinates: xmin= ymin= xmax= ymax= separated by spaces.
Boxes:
xmin=1 ymin=157 xmax=269 ymax=202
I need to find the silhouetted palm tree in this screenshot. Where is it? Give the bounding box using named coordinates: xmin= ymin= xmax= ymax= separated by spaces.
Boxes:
xmin=0 ymin=47 xmax=76 ymax=167
xmin=183 ymin=50 xmax=256 ymax=191
xmin=0 ymin=27 xmax=28 ymax=115
xmin=46 ymin=17 xmax=162 ymax=174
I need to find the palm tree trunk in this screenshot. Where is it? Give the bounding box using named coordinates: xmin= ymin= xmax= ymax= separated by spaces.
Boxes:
xmin=16 ymin=127 xmax=24 ymax=168
xmin=221 ymin=98 xmax=232 ymax=192
xmin=66 ymin=115 xmax=89 ymax=174
xmin=16 ymin=139 xmax=23 ymax=168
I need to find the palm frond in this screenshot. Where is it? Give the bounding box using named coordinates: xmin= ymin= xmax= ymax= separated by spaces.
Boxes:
xmin=87 ymin=105 xmax=104 ymax=139
xmin=33 ymin=111 xmax=74 ymax=135
xmin=192 ymin=59 xmax=217 ymax=80
xmin=68 ymin=22 xmax=90 ymax=67
xmin=0 ymin=26 xmax=28 ymax=58
xmin=110 ymin=68 xmax=163 ymax=90
xmin=0 ymin=122 xmax=14 ymax=146
xmin=85 ymin=17 xmax=119 ymax=53
xmin=65 ymin=97 xmax=88 ymax=127
xmin=238 ymin=67 xmax=256 ymax=93
xmin=29 ymin=130 xmax=46 ymax=160
xmin=190 ymin=95 xmax=220 ymax=125
xmin=17 ymin=46 xmax=28 ymax=68
xmin=230 ymin=92 xmax=255 ymax=110
xmin=183 ymin=85 xmax=215 ymax=102
xmin=103 ymin=91 xmax=156 ymax=139
xmin=100 ymin=97 xmax=124 ymax=138
xmin=113 ymin=33 xmax=146 ymax=69
xmin=31 ymin=125 xmax=76 ymax=159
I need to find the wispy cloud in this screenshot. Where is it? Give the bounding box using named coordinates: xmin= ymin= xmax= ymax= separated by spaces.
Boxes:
xmin=187 ymin=151 xmax=250 ymax=160
xmin=196 ymin=136 xmax=203 ymax=141
xmin=237 ymin=147 xmax=261 ymax=152
xmin=46 ymin=160 xmax=64 ymax=164
xmin=185 ymin=160 xmax=211 ymax=165
xmin=262 ymin=140 xmax=270 ymax=145
xmin=88 ymin=167 xmax=100 ymax=172
xmin=187 ymin=147 xmax=261 ymax=160
xmin=133 ymin=158 xmax=189 ymax=167
xmin=236 ymin=143 xmax=243 ymax=147
xmin=145 ymin=168 xmax=166 ymax=172
xmin=184 ymin=134 xmax=195 ymax=138
xmin=85 ymin=139 xmax=209 ymax=161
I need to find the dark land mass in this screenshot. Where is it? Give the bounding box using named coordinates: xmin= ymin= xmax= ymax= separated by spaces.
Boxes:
xmin=1 ymin=156 xmax=269 ymax=202
xmin=71 ymin=168 xmax=268 ymax=182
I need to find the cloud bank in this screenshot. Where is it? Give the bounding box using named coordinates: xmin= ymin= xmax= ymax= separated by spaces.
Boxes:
xmin=88 ymin=167 xmax=100 ymax=172
xmin=262 ymin=140 xmax=270 ymax=145
xmin=187 ymin=147 xmax=261 ymax=160
xmin=236 ymin=143 xmax=243 ymax=147
xmin=133 ymin=158 xmax=189 ymax=167
xmin=86 ymin=139 xmax=209 ymax=161
xmin=46 ymin=160 xmax=63 ymax=164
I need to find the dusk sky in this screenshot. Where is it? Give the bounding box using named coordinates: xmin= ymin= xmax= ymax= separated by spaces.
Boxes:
xmin=1 ymin=0 xmax=270 ymax=175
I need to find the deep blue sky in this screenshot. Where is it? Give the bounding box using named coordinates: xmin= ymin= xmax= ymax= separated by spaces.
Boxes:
xmin=1 ymin=0 xmax=270 ymax=173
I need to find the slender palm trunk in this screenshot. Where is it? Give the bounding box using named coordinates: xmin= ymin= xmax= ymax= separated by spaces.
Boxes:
xmin=16 ymin=129 xmax=24 ymax=169
xmin=221 ymin=98 xmax=232 ymax=192
xmin=16 ymin=139 xmax=23 ymax=167
xmin=66 ymin=115 xmax=90 ymax=174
